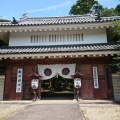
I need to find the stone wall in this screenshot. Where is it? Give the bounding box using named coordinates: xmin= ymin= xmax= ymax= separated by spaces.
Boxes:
xmin=112 ymin=74 xmax=120 ymax=101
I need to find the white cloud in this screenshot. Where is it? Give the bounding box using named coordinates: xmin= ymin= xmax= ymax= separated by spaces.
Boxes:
xmin=2 ymin=1 xmax=73 ymax=20
xmin=27 ymin=1 xmax=72 ymax=13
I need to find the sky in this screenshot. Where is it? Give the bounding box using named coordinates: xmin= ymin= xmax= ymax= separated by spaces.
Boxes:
xmin=0 ymin=0 xmax=120 ymax=20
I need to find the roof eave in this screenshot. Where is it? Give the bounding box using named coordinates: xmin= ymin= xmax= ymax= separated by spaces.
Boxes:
xmin=0 ymin=50 xmax=119 ymax=60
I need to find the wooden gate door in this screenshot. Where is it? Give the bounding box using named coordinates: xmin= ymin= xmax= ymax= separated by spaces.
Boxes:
xmin=23 ymin=84 xmax=32 ymax=100
xmin=100 ymin=80 xmax=107 ymax=98
xmin=10 ymin=81 xmax=16 ymax=100
xmin=81 ymin=80 xmax=94 ymax=99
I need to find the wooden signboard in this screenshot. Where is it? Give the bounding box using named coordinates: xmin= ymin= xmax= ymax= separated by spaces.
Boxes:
xmin=16 ymin=68 xmax=23 ymax=93
xmin=93 ymin=67 xmax=99 ymax=89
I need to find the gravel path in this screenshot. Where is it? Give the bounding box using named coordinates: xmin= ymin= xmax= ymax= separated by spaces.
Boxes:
xmin=0 ymin=104 xmax=27 ymax=120
xmin=0 ymin=100 xmax=120 ymax=120
xmin=80 ymin=103 xmax=120 ymax=120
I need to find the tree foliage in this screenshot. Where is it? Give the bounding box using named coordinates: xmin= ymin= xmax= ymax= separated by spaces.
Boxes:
xmin=100 ymin=4 xmax=120 ymax=17
xmin=69 ymin=1 xmax=120 ymax=17
xmin=112 ymin=54 xmax=120 ymax=75
xmin=115 ymin=4 xmax=120 ymax=16
xmin=0 ymin=19 xmax=10 ymax=22
xmin=100 ymin=8 xmax=115 ymax=17
xmin=114 ymin=20 xmax=120 ymax=36
xmin=111 ymin=20 xmax=120 ymax=74
xmin=69 ymin=0 xmax=103 ymax=15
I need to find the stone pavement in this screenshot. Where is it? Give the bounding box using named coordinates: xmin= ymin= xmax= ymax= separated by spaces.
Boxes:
xmin=1 ymin=99 xmax=117 ymax=120
xmin=5 ymin=100 xmax=83 ymax=120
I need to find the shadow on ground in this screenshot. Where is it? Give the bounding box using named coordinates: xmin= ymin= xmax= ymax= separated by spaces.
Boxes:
xmin=41 ymin=92 xmax=74 ymax=100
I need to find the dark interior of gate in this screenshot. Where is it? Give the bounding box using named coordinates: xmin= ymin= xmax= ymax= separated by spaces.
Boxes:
xmin=41 ymin=75 xmax=74 ymax=100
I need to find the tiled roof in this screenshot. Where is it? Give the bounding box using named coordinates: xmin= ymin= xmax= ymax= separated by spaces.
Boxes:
xmin=0 ymin=15 xmax=120 ymax=26
xmin=0 ymin=43 xmax=120 ymax=54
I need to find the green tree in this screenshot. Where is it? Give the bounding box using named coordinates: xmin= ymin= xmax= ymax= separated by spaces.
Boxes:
xmin=112 ymin=20 xmax=120 ymax=74
xmin=114 ymin=20 xmax=120 ymax=40
xmin=69 ymin=0 xmax=103 ymax=15
xmin=0 ymin=19 xmax=10 ymax=22
xmin=100 ymin=8 xmax=115 ymax=17
xmin=100 ymin=4 xmax=120 ymax=17
xmin=115 ymin=4 xmax=120 ymax=16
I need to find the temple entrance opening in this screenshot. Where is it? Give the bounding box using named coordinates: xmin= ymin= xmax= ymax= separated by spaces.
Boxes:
xmin=41 ymin=75 xmax=74 ymax=100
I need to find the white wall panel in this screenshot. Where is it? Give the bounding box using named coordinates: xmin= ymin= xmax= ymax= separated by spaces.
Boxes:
xmin=85 ymin=28 xmax=107 ymax=44
xmin=9 ymin=28 xmax=107 ymax=46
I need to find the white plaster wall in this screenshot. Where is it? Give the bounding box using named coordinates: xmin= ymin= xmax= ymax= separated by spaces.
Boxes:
xmin=84 ymin=28 xmax=107 ymax=44
xmin=9 ymin=32 xmax=30 ymax=46
xmin=9 ymin=28 xmax=107 ymax=46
